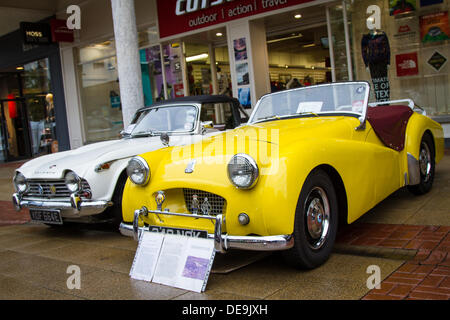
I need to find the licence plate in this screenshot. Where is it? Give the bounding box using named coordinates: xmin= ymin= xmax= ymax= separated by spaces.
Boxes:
xmin=30 ymin=210 xmax=63 ymax=225
xmin=148 ymin=226 xmax=208 ymax=238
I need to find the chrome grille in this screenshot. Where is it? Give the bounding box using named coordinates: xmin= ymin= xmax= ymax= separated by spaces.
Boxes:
xmin=24 ymin=179 xmax=90 ymax=198
xmin=183 ymin=188 xmax=225 ymax=216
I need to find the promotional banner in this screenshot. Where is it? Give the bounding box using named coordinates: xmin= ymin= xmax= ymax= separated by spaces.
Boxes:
xmin=157 ymin=0 xmax=316 ymax=38
xmin=361 ymin=30 xmax=391 ymax=102
xmin=420 ymin=12 xmax=450 ymax=43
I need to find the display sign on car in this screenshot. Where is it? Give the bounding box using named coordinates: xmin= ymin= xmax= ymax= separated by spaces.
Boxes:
xmin=157 ymin=0 xmax=316 ymax=38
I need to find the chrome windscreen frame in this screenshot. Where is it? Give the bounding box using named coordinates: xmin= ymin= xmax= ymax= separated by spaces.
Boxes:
xmin=248 ymin=81 xmax=371 ymax=130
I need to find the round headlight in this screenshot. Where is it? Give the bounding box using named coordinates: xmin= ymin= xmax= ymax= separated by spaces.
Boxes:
xmin=227 ymin=154 xmax=259 ymax=189
xmin=65 ymin=171 xmax=81 ymax=193
xmin=13 ymin=172 xmax=28 ymax=194
xmin=127 ymin=157 xmax=150 ymax=186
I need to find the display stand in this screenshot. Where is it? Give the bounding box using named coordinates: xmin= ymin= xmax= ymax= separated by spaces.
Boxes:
xmin=130 ymin=231 xmax=216 ymax=293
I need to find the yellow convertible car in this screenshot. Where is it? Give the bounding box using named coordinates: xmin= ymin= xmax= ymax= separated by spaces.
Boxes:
xmin=120 ymin=82 xmax=444 ymax=269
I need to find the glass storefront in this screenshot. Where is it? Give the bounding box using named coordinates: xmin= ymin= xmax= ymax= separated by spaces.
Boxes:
xmin=347 ymin=0 xmax=450 ymax=115
xmin=22 ymin=58 xmax=58 ymax=156
xmin=0 ymin=58 xmax=57 ymax=161
xmin=77 ymin=40 xmax=124 ymax=143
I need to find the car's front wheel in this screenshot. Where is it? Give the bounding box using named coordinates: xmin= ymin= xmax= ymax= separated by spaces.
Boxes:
xmin=282 ymin=169 xmax=338 ymax=269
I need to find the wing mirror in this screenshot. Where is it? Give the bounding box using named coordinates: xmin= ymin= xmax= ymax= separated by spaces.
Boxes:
xmin=201 ymin=121 xmax=214 ymax=134
xmin=201 ymin=121 xmax=214 ymax=129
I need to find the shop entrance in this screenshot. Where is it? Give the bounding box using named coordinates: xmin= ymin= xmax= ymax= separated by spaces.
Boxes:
xmin=0 ymin=58 xmax=57 ymax=162
xmin=0 ymin=98 xmax=32 ymax=161
xmin=262 ymin=5 xmax=332 ymax=92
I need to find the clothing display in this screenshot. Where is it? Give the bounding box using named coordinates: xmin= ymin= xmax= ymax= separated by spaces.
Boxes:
xmin=361 ymin=30 xmax=391 ymax=102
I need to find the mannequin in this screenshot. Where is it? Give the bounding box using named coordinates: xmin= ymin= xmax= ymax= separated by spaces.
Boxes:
xmin=361 ymin=28 xmax=391 ymax=102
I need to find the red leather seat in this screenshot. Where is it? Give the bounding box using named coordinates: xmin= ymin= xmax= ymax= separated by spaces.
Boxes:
xmin=366 ymin=105 xmax=414 ymax=151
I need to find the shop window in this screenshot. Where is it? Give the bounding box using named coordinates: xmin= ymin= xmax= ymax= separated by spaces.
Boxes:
xmin=185 ymin=43 xmax=213 ymax=96
xmin=22 ymin=58 xmax=58 ymax=156
xmin=77 ymin=41 xmax=123 ymax=143
xmin=347 ymin=0 xmax=450 ymax=115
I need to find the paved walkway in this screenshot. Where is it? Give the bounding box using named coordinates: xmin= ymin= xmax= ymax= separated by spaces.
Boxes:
xmin=0 ymin=153 xmax=448 ymax=300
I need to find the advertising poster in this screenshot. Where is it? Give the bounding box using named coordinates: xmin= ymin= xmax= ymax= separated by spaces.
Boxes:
xmin=420 ymin=12 xmax=450 ymax=43
xmin=236 ymin=63 xmax=249 ymax=86
xmin=393 ymin=17 xmax=419 ymax=46
xmin=420 ymin=0 xmax=444 ymax=6
xmin=395 ymin=52 xmax=419 ymax=77
xmin=233 ymin=38 xmax=247 ymax=61
xmin=238 ymin=87 xmax=251 ymax=108
xmin=389 ymin=0 xmax=416 ymax=16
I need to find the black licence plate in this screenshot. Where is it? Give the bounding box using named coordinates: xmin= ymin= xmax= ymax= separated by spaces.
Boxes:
xmin=30 ymin=210 xmax=63 ymax=225
xmin=148 ymin=226 xmax=208 ymax=238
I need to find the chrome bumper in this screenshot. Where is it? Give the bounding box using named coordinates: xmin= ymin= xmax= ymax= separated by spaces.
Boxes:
xmin=119 ymin=206 xmax=294 ymax=253
xmin=12 ymin=193 xmax=113 ymax=212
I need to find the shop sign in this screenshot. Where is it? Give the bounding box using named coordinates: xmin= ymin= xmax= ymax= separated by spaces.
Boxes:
xmin=20 ymin=22 xmax=52 ymax=45
xmin=427 ymin=51 xmax=447 ymax=72
xmin=395 ymin=52 xmax=419 ymax=77
xmin=157 ymin=0 xmax=316 ymax=38
xmin=50 ymin=19 xmax=74 ymax=43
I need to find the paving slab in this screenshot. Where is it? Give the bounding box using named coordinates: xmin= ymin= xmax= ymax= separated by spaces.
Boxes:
xmin=0 ymin=274 xmax=83 ymax=300
xmin=67 ymin=269 xmax=187 ymax=300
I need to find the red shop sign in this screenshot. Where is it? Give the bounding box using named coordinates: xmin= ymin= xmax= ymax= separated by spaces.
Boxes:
xmin=50 ymin=19 xmax=74 ymax=43
xmin=396 ymin=52 xmax=419 ymax=77
xmin=157 ymin=0 xmax=316 ymax=38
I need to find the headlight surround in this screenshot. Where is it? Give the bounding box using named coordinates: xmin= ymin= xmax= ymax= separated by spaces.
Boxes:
xmin=127 ymin=156 xmax=150 ymax=186
xmin=65 ymin=171 xmax=81 ymax=193
xmin=13 ymin=172 xmax=28 ymax=194
xmin=227 ymin=154 xmax=259 ymax=189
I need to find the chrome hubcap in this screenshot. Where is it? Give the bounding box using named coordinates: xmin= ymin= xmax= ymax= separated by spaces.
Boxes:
xmin=419 ymin=142 xmax=432 ymax=183
xmin=305 ymin=187 xmax=330 ymax=250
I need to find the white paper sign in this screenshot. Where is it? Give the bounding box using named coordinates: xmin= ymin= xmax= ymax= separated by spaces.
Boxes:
xmin=130 ymin=232 xmax=215 ymax=293
xmin=129 ymin=231 xmax=164 ymax=282
xmin=153 ymin=234 xmax=215 ymax=293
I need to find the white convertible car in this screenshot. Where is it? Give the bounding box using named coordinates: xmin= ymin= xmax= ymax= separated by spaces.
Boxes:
xmin=12 ymin=95 xmax=246 ymax=227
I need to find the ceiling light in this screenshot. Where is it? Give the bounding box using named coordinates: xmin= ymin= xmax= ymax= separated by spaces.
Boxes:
xmin=186 ymin=53 xmax=209 ymax=62
xmin=267 ymin=34 xmax=303 ymax=44
xmin=294 ymin=14 xmax=302 ymax=19
xmin=216 ymin=32 xmax=223 ymax=37
xmin=16 ymin=66 xmax=24 ymax=70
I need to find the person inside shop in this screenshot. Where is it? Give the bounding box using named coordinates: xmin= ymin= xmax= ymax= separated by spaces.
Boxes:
xmin=286 ymin=78 xmax=303 ymax=89
xmin=217 ymin=67 xmax=231 ymax=96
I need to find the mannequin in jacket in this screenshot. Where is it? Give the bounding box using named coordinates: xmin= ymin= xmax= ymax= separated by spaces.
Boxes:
xmin=361 ymin=28 xmax=391 ymax=102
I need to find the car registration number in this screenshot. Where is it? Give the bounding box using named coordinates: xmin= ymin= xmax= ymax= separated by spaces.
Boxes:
xmin=30 ymin=210 xmax=63 ymax=225
xmin=148 ymin=225 xmax=208 ymax=238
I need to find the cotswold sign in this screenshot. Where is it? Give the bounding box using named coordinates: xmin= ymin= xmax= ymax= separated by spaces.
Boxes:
xmin=157 ymin=0 xmax=316 ymax=38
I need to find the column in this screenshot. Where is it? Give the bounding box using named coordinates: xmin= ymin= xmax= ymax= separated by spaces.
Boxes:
xmin=226 ymin=19 xmax=270 ymax=111
xmin=111 ymin=0 xmax=144 ymax=127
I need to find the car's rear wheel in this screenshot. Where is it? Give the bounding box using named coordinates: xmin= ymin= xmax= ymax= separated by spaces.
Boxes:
xmin=407 ymin=134 xmax=435 ymax=195
xmin=282 ymin=170 xmax=338 ymax=269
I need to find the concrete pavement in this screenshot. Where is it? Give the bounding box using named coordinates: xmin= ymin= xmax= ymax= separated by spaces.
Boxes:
xmin=0 ymin=153 xmax=448 ymax=300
